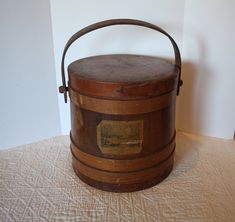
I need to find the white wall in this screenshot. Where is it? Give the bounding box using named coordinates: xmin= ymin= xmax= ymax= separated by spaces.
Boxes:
xmin=1 ymin=0 xmax=234 ymax=150
xmin=0 ymin=0 xmax=61 ymax=149
xmin=178 ymin=0 xmax=235 ymax=139
xmin=50 ymin=0 xmax=185 ymax=134
xmin=51 ymin=0 xmax=235 ymax=139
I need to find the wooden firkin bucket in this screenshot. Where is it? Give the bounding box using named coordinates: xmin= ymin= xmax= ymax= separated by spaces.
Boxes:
xmin=59 ymin=19 xmax=182 ymax=192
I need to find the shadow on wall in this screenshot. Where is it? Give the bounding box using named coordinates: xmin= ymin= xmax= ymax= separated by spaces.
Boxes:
xmin=178 ymin=54 xmax=213 ymax=135
xmin=178 ymin=62 xmax=198 ymax=131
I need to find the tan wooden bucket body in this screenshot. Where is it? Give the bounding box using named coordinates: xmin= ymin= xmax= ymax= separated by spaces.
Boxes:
xmin=59 ymin=20 xmax=182 ymax=192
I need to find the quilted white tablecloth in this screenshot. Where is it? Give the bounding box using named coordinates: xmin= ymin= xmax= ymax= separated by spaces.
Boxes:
xmin=1 ymin=132 xmax=235 ymax=221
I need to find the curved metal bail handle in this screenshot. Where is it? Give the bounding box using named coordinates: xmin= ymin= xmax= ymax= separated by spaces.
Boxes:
xmin=60 ymin=19 xmax=182 ymax=103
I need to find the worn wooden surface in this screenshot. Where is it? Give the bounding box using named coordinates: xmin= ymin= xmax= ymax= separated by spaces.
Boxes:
xmin=68 ymin=54 xmax=178 ymax=192
xmin=68 ymin=54 xmax=179 ymax=99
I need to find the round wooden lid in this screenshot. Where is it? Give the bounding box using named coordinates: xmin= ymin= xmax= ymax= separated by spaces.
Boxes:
xmin=69 ymin=54 xmax=178 ymax=82
xmin=68 ymin=54 xmax=179 ymax=99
